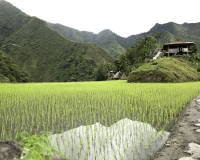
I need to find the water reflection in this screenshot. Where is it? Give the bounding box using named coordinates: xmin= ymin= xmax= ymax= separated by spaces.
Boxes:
xmin=49 ymin=118 xmax=169 ymax=160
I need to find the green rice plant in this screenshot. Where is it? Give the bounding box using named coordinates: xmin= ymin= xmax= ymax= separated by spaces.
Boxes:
xmin=15 ymin=131 xmax=60 ymax=160
xmin=1 ymin=81 xmax=200 ymax=159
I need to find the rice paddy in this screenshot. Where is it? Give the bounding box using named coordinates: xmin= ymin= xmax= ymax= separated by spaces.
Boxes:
xmin=1 ymin=80 xmax=200 ymax=159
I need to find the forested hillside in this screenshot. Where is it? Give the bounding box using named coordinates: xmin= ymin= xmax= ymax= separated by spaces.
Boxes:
xmin=0 ymin=1 xmax=113 ymax=82
xmin=146 ymin=22 xmax=200 ymax=49
xmin=49 ymin=22 xmax=200 ymax=58
xmin=0 ymin=0 xmax=31 ymax=45
xmin=48 ymin=23 xmax=126 ymax=58
xmin=0 ymin=50 xmax=30 ymax=82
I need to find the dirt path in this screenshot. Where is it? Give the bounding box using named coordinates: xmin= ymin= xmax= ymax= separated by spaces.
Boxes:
xmin=152 ymin=95 xmax=200 ymax=160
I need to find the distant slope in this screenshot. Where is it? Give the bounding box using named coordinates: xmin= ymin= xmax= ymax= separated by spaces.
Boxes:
xmin=48 ymin=23 xmax=126 ymax=58
xmin=49 ymin=22 xmax=200 ymax=56
xmin=0 ymin=50 xmax=30 ymax=82
xmin=123 ymin=22 xmax=200 ymax=50
xmin=0 ymin=0 xmax=31 ymax=45
xmin=145 ymin=22 xmax=200 ymax=49
xmin=0 ymin=1 xmax=113 ymax=82
xmin=127 ymin=58 xmax=200 ymax=83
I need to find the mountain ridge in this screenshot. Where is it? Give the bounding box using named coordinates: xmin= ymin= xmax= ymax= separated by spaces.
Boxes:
xmin=49 ymin=21 xmax=200 ymax=58
xmin=0 ymin=0 xmax=113 ymax=82
xmin=48 ymin=22 xmax=126 ymax=58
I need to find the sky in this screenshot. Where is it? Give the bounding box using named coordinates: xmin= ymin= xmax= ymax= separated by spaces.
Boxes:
xmin=5 ymin=0 xmax=200 ymax=37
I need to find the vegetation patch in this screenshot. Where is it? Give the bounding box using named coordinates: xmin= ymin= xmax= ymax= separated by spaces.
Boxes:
xmin=0 ymin=51 xmax=30 ymax=83
xmin=127 ymin=58 xmax=200 ymax=83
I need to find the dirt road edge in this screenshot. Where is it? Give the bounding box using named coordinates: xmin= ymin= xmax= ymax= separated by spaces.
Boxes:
xmin=151 ymin=95 xmax=200 ymax=160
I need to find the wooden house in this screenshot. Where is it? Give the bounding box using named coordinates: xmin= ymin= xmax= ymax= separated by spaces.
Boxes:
xmin=162 ymin=41 xmax=195 ymax=57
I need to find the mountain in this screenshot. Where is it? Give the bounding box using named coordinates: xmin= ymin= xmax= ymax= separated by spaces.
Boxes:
xmin=49 ymin=22 xmax=200 ymax=56
xmin=0 ymin=1 xmax=113 ymax=82
xmin=125 ymin=22 xmax=200 ymax=51
xmin=48 ymin=23 xmax=127 ymax=58
xmin=146 ymin=22 xmax=200 ymax=49
xmin=0 ymin=0 xmax=31 ymax=46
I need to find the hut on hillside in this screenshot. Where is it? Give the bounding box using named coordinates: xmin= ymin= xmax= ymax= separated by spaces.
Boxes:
xmin=162 ymin=41 xmax=195 ymax=57
xmin=153 ymin=41 xmax=196 ymax=60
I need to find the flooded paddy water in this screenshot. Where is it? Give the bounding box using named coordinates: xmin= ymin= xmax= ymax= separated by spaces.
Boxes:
xmin=49 ymin=118 xmax=169 ymax=160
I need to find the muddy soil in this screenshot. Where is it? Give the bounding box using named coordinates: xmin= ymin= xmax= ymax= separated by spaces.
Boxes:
xmin=0 ymin=141 xmax=22 ymax=160
xmin=152 ymin=95 xmax=200 ymax=160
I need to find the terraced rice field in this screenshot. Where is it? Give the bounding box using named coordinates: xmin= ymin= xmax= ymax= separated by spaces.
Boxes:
xmin=1 ymin=81 xmax=200 ymax=159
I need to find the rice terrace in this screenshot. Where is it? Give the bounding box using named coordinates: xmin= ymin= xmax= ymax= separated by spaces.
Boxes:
xmin=1 ymin=81 xmax=200 ymax=159
xmin=1 ymin=1 xmax=200 ymax=159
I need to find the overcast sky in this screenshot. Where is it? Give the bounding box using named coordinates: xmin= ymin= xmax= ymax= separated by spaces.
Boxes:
xmin=5 ymin=0 xmax=200 ymax=37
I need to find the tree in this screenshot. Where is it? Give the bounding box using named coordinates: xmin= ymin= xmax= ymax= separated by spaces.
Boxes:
xmin=114 ymin=36 xmax=157 ymax=76
xmin=174 ymin=37 xmax=180 ymax=41
xmin=190 ymin=43 xmax=198 ymax=54
xmin=154 ymin=32 xmax=162 ymax=44
xmin=115 ymin=54 xmax=131 ymax=75
xmin=154 ymin=32 xmax=162 ymax=39
xmin=95 ymin=63 xmax=113 ymax=81
xmin=127 ymin=36 xmax=157 ymax=66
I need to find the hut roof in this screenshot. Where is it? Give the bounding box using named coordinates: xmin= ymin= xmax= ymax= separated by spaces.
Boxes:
xmin=164 ymin=41 xmax=194 ymax=45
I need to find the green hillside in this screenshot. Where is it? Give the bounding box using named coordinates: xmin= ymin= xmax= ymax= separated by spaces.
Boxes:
xmin=0 ymin=1 xmax=113 ymax=82
xmin=146 ymin=22 xmax=200 ymax=49
xmin=48 ymin=23 xmax=126 ymax=58
xmin=127 ymin=58 xmax=200 ymax=83
xmin=125 ymin=22 xmax=200 ymax=51
xmin=0 ymin=0 xmax=31 ymax=45
xmin=0 ymin=50 xmax=30 ymax=82
xmin=49 ymin=22 xmax=200 ymax=58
